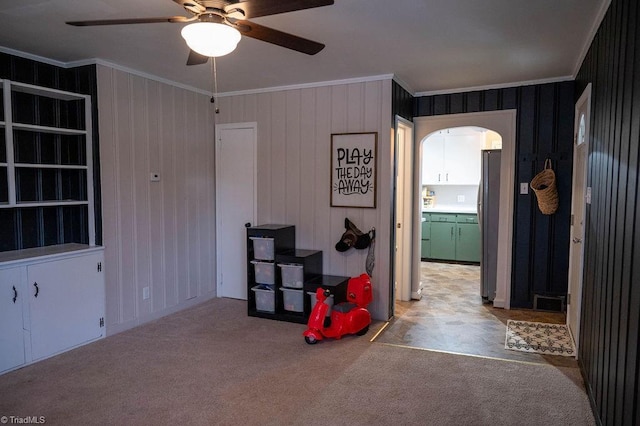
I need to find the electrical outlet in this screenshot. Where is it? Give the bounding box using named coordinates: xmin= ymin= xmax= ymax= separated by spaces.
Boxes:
xmin=520 ymin=182 xmax=529 ymax=194
xmin=143 ymin=286 xmax=150 ymax=300
xmin=457 ymin=195 xmax=465 ymax=203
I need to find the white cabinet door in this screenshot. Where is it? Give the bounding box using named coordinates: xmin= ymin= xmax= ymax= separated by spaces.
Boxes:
xmin=0 ymin=267 xmax=25 ymax=373
xmin=28 ymin=252 xmax=104 ymax=361
xmin=422 ymin=133 xmax=445 ymax=184
xmin=444 ymin=134 xmax=483 ymax=185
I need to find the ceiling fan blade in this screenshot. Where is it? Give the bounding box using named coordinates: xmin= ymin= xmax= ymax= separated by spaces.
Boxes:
xmin=66 ymin=16 xmax=190 ymax=26
xmin=232 ymin=20 xmax=325 ymax=55
xmin=173 ymin=0 xmax=206 ymax=15
xmin=186 ymin=49 xmax=209 ymax=66
xmin=227 ymin=0 xmax=334 ymax=19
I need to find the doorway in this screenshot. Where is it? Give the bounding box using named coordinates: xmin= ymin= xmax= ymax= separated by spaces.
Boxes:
xmin=567 ymin=84 xmax=591 ymax=352
xmin=412 ymin=111 xmax=517 ymax=309
xmin=215 ymin=122 xmax=257 ymax=300
xmin=417 ymin=126 xmax=501 ymax=303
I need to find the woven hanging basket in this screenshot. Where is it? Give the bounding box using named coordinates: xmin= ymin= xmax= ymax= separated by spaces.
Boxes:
xmin=530 ymin=159 xmax=559 ymax=215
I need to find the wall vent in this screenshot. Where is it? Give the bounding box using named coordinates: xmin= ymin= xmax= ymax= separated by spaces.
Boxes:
xmin=533 ymin=294 xmax=566 ymax=312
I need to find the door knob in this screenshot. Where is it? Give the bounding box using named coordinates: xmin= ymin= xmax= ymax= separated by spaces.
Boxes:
xmin=572 ymin=237 xmax=582 ymax=244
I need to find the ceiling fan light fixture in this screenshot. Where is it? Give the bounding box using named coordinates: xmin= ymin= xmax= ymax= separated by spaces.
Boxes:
xmin=181 ymin=22 xmax=241 ymax=57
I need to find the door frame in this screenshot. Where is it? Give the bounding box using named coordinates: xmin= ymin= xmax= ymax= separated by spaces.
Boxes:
xmin=567 ymin=84 xmax=591 ymax=352
xmin=413 ymin=110 xmax=517 ymax=308
xmin=215 ymin=122 xmax=258 ymax=299
xmin=392 ymin=116 xmax=415 ymax=303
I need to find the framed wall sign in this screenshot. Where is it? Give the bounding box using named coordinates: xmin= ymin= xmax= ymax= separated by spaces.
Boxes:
xmin=331 ymin=132 xmax=377 ymax=208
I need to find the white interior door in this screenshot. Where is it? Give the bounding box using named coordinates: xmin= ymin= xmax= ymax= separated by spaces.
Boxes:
xmin=216 ymin=123 xmax=257 ymax=300
xmin=567 ymin=85 xmax=591 ymax=351
xmin=394 ymin=117 xmax=414 ymax=302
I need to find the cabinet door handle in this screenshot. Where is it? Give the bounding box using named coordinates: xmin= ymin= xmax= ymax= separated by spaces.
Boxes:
xmin=438 ymin=173 xmax=441 ymax=182
xmin=34 ymin=282 xmax=39 ymax=298
xmin=12 ymin=285 xmax=17 ymax=304
xmin=450 ymin=227 xmax=454 ymax=239
xmin=446 ymin=173 xmax=449 ymax=181
xmin=459 ymin=228 xmax=461 ymax=237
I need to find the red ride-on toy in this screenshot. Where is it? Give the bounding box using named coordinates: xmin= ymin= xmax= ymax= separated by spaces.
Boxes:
xmin=303 ymin=273 xmax=373 ymax=344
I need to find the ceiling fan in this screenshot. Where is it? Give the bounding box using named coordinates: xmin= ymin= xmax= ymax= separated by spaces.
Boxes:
xmin=66 ymin=0 xmax=334 ymax=65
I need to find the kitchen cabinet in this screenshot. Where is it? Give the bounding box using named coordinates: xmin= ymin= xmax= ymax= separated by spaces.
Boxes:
xmin=0 ymin=245 xmax=105 ymax=374
xmin=420 ymin=213 xmax=431 ymax=259
xmin=424 ymin=213 xmax=480 ymax=263
xmin=429 ymin=215 xmax=457 ymax=260
xmin=422 ymin=129 xmax=483 ymax=185
xmin=455 ymin=216 xmax=481 ymax=262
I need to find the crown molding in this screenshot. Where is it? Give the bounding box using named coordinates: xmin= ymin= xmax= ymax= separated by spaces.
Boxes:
xmin=414 ymin=75 xmax=574 ymax=97
xmin=216 ymin=74 xmax=395 ymax=97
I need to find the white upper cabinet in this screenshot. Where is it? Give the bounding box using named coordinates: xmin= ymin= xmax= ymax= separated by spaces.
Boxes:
xmin=422 ymin=127 xmax=484 ymax=185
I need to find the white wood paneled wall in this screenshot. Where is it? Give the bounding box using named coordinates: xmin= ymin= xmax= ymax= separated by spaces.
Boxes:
xmin=97 ymin=65 xmax=216 ymax=334
xmin=216 ymin=80 xmax=393 ymax=320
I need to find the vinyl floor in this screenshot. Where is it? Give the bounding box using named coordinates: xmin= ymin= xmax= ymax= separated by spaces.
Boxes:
xmin=375 ymin=262 xmax=577 ymax=367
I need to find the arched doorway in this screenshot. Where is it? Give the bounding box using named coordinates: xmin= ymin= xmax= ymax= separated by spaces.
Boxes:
xmin=412 ymin=110 xmax=517 ymax=309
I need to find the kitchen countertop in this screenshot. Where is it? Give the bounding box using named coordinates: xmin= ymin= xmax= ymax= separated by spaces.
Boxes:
xmin=422 ymin=205 xmax=478 ymax=214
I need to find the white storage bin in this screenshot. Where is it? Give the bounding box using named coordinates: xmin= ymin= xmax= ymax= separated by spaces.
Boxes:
xmin=250 ymin=237 xmax=275 ymax=261
xmin=279 ymin=287 xmax=304 ymax=313
xmin=307 ymin=291 xmax=334 ymax=317
xmin=252 ymin=285 xmax=275 ymax=313
xmin=251 ymin=260 xmax=275 ymax=285
xmin=278 ymin=263 xmax=304 ymax=288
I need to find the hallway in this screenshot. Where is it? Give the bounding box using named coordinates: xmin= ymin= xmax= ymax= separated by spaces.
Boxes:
xmin=375 ymin=262 xmax=576 ymax=367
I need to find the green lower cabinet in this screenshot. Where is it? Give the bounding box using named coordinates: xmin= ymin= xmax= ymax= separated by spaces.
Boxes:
xmin=421 ymin=240 xmax=431 ymax=258
xmin=424 ymin=213 xmax=480 ymax=263
xmin=429 ymin=221 xmax=456 ymax=260
xmin=421 ymin=213 xmax=431 ymax=258
xmin=456 ymin=222 xmax=481 ymax=262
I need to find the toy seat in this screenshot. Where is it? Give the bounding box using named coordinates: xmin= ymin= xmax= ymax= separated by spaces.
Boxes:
xmin=333 ymin=302 xmax=357 ymax=314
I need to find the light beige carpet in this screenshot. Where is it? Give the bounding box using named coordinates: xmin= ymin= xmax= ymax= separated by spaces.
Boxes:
xmin=0 ymin=298 xmax=595 ymax=425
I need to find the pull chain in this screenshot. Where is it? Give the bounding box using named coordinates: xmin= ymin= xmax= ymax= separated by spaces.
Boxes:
xmin=211 ymin=57 xmax=220 ymax=114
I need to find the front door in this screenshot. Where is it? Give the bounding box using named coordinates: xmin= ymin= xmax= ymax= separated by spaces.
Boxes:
xmin=567 ymin=85 xmax=591 ymax=351
xmin=215 ymin=123 xmax=257 ymax=300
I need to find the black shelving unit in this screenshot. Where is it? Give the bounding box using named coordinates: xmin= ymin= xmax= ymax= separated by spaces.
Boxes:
xmin=246 ymin=224 xmax=349 ymax=324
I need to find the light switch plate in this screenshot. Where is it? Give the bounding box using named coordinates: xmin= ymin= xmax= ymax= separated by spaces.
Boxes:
xmin=520 ymin=183 xmax=529 ymax=194
xmin=457 ymin=195 xmax=465 ymax=203
xmin=586 ymin=187 xmax=592 ymax=204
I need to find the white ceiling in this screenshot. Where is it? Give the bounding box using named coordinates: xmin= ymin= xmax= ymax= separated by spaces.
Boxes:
xmin=0 ymin=0 xmax=608 ymax=95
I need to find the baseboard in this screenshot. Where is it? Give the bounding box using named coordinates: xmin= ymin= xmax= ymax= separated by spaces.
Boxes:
xmin=492 ymin=297 xmax=506 ymax=308
xmin=411 ymin=288 xmax=423 ymax=300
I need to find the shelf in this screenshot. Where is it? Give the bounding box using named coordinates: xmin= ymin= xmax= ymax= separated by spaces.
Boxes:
xmin=0 ymin=78 xmax=95 ymax=251
xmin=11 ymin=123 xmax=86 ymax=136
xmin=15 ymin=163 xmax=87 ymax=170
xmin=0 ymin=201 xmax=88 ymax=209
xmin=10 ymin=81 xmax=89 ymax=102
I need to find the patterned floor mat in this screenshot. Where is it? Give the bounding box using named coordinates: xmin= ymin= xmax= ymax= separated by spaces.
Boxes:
xmin=505 ymin=320 xmax=576 ymax=357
